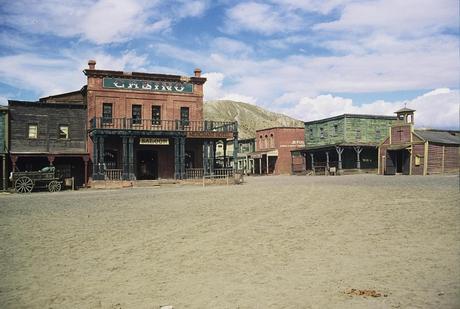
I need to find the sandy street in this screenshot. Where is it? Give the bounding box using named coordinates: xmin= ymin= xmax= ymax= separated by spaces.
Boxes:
xmin=0 ymin=175 xmax=459 ymax=309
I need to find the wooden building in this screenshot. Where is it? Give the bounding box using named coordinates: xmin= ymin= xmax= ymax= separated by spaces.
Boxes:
xmin=0 ymin=106 xmax=8 ymax=190
xmin=249 ymin=127 xmax=305 ymax=175
xmin=8 ymin=95 xmax=89 ymax=187
xmin=378 ymin=108 xmax=460 ymax=175
xmin=84 ymin=60 xmax=237 ymax=181
xmin=292 ymin=114 xmax=396 ymax=174
xmin=216 ymin=138 xmax=256 ymax=174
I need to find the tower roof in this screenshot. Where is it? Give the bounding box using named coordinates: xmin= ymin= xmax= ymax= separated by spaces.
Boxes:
xmin=395 ymin=107 xmax=416 ymax=113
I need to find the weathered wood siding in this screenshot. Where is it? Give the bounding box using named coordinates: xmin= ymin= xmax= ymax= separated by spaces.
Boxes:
xmin=427 ymin=143 xmax=443 ymax=174
xmin=9 ymin=102 xmax=87 ymax=153
xmin=444 ymin=145 xmax=460 ymax=173
xmin=411 ymin=144 xmax=425 ymax=175
xmin=305 ymin=118 xmax=344 ymax=147
xmin=390 ymin=124 xmax=411 ymax=144
xmin=0 ymin=110 xmax=7 ymax=154
xmin=379 ymin=145 xmax=388 ymax=174
xmin=305 ymin=116 xmax=395 ymax=147
xmin=344 ymin=117 xmax=395 ymax=144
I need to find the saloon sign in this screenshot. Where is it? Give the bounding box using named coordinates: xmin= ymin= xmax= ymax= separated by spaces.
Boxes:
xmin=103 ymin=78 xmax=193 ymax=93
xmin=139 ymin=138 xmax=170 ymax=145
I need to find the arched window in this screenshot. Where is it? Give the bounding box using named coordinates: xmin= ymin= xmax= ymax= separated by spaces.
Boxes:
xmin=270 ymin=134 xmax=274 ymax=148
xmin=264 ymin=135 xmax=268 ymax=149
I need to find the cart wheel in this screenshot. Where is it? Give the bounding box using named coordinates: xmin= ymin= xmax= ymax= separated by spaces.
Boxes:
xmin=15 ymin=176 xmax=34 ymax=193
xmin=48 ymin=181 xmax=62 ymax=192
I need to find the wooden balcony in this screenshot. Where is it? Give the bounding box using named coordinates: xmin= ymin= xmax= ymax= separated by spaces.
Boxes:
xmin=89 ymin=117 xmax=237 ymax=136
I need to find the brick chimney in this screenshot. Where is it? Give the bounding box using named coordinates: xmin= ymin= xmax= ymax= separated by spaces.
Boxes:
xmin=88 ymin=60 xmax=96 ymax=70
xmin=194 ymin=68 xmax=202 ymax=77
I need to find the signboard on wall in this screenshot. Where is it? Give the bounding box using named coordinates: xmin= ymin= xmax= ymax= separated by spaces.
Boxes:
xmin=139 ymin=138 xmax=170 ymax=145
xmin=103 ymin=78 xmax=193 ymax=93
xmin=186 ymin=131 xmax=233 ymax=139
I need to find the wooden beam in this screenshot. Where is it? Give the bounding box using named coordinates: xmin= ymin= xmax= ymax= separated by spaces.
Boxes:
xmin=441 ymin=145 xmax=445 ymax=174
xmin=423 ymin=141 xmax=428 ymax=176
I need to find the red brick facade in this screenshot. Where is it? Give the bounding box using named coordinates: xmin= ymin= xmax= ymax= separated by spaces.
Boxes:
xmin=85 ymin=61 xmax=236 ymax=180
xmin=255 ymin=127 xmax=304 ymax=175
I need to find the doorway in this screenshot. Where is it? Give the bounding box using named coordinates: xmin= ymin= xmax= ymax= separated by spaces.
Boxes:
xmin=386 ymin=149 xmax=410 ymax=175
xmin=137 ymin=150 xmax=158 ymax=180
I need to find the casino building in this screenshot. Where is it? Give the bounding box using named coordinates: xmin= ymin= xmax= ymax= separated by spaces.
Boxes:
xmin=84 ymin=60 xmax=237 ymax=181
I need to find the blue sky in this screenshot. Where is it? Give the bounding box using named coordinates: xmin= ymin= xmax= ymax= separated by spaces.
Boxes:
xmin=0 ymin=0 xmax=458 ymax=128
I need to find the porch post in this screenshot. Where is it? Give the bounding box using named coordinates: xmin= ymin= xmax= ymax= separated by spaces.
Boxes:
xmin=259 ymin=158 xmax=262 ymax=174
xmin=326 ymin=151 xmax=330 ymax=170
xmin=210 ymin=140 xmax=215 ymax=175
xmin=98 ymin=136 xmax=105 ymax=175
xmin=122 ymin=136 xmax=128 ymax=180
xmin=233 ymin=131 xmax=239 ymax=171
xmin=310 ymin=153 xmax=314 ymax=170
xmin=223 ymin=141 xmax=227 ymax=168
xmin=203 ymin=141 xmax=209 ymax=176
xmin=179 ymin=136 xmax=185 ymax=179
xmin=353 ymin=146 xmax=363 ymax=169
xmin=83 ymin=155 xmax=89 ymax=187
xmin=302 ymin=153 xmax=306 ymax=171
xmin=128 ymin=137 xmax=134 ymax=180
xmin=266 ymin=154 xmax=269 ymax=174
xmin=2 ymin=155 xmax=6 ymax=191
xmin=174 ymin=137 xmax=180 ymax=179
xmin=92 ymin=136 xmax=99 ymax=178
xmin=335 ymin=146 xmax=344 ymax=170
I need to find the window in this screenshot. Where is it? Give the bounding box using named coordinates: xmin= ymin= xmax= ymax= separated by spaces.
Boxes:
xmin=415 ymin=155 xmax=422 ymax=166
xmin=270 ymin=134 xmax=274 ymax=148
xmin=59 ymin=125 xmax=69 ymax=139
xmin=320 ymin=127 xmax=324 ymax=138
xmin=152 ymin=106 xmax=161 ymax=125
xmin=356 ymin=129 xmax=361 ymax=140
xmin=180 ymin=107 xmax=189 ymax=126
xmin=28 ymin=124 xmax=38 ymax=139
xmin=309 ymin=128 xmax=314 ymax=139
xmin=102 ymin=103 xmax=113 ymax=123
xmin=132 ymin=104 xmax=142 ymax=125
xmin=334 ymin=124 xmax=338 ymax=135
xmin=376 ymin=130 xmax=381 ymax=140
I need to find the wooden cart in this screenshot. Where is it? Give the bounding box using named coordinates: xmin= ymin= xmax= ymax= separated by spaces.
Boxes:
xmin=11 ymin=166 xmax=62 ymax=193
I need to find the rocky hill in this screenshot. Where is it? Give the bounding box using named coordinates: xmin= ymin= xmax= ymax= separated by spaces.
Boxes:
xmin=204 ymin=100 xmax=303 ymax=139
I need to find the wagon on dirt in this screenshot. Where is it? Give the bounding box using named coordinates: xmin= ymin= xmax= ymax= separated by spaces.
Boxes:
xmin=10 ymin=166 xmax=63 ymax=193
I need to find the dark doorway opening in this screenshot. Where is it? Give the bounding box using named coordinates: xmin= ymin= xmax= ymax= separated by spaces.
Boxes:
xmin=185 ymin=151 xmax=194 ymax=168
xmin=386 ymin=149 xmax=410 ymax=175
xmin=137 ymin=150 xmax=158 ymax=180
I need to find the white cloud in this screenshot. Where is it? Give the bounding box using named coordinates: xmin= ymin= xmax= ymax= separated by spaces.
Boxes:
xmin=283 ymin=88 xmax=459 ymax=129
xmin=0 ymin=0 xmax=208 ymax=44
xmin=269 ymin=0 xmax=350 ymax=14
xmin=211 ymin=37 xmax=253 ymax=57
xmin=219 ymin=93 xmax=258 ymax=104
xmin=0 ymin=49 xmax=149 ymax=98
xmin=0 ymin=95 xmax=8 ymax=106
xmin=202 ymin=72 xmax=257 ymax=104
xmin=223 ymin=2 xmax=303 ymax=35
xmin=203 ymin=72 xmax=225 ymax=100
xmin=315 ymin=0 xmax=458 ymax=36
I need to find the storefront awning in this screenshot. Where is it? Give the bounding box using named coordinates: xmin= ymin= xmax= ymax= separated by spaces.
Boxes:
xmin=248 ymin=149 xmax=278 ymax=159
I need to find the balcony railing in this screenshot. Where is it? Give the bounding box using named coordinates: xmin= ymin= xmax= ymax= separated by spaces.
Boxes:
xmin=89 ymin=117 xmax=237 ymax=133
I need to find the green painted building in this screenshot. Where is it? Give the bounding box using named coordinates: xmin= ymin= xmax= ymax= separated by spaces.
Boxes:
xmin=292 ymin=114 xmax=397 ymax=174
xmin=0 ymin=106 xmax=8 ymax=190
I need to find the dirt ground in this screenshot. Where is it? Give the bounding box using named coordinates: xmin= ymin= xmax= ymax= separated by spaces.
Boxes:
xmin=0 ymin=175 xmax=459 ymax=309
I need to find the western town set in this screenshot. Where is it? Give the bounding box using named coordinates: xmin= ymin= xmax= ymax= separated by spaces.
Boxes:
xmin=0 ymin=61 xmax=459 ymax=192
